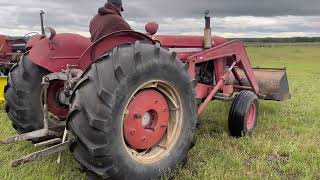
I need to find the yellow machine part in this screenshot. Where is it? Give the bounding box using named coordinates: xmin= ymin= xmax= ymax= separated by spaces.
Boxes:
xmin=0 ymin=76 xmax=7 ymax=104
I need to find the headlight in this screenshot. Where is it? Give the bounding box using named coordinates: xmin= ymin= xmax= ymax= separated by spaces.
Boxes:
xmin=44 ymin=27 xmax=56 ymax=40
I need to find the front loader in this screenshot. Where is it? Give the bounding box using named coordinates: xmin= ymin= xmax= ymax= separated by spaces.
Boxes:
xmin=1 ymin=11 xmax=289 ymax=179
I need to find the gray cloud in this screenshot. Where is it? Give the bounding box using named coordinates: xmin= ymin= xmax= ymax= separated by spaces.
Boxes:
xmin=0 ymin=0 xmax=319 ymax=37
xmin=124 ymin=0 xmax=320 ymax=18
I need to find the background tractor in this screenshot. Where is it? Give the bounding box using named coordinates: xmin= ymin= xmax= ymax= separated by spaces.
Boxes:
xmin=0 ymin=34 xmax=26 ymax=103
xmin=1 ymin=11 xmax=289 ymax=179
xmin=0 ymin=11 xmax=46 ymax=103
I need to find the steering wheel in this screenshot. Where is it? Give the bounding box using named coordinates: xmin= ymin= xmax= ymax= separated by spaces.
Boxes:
xmin=24 ymin=32 xmax=40 ymax=42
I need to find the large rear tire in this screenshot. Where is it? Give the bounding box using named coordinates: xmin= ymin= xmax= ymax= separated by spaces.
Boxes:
xmin=68 ymin=42 xmax=197 ymax=179
xmin=4 ymin=55 xmax=64 ymax=138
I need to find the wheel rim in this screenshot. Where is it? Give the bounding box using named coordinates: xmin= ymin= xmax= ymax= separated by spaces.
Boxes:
xmin=47 ymin=80 xmax=68 ymax=120
xmin=246 ymin=103 xmax=256 ymax=130
xmin=122 ymin=80 xmax=183 ymax=164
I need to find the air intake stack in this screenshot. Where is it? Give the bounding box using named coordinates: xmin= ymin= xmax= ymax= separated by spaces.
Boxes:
xmin=204 ymin=10 xmax=212 ymax=49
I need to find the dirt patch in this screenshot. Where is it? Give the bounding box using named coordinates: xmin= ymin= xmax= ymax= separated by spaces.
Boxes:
xmin=266 ymin=152 xmax=290 ymax=176
xmin=244 ymin=156 xmax=257 ymax=167
xmin=267 ymin=152 xmax=289 ymax=165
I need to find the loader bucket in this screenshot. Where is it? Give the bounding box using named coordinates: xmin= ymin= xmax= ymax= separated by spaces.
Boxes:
xmin=0 ymin=76 xmax=7 ymax=103
xmin=234 ymin=68 xmax=290 ymax=101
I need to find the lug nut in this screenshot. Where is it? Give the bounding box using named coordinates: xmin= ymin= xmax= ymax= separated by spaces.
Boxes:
xmin=134 ymin=113 xmax=142 ymax=119
xmin=130 ymin=130 xmax=136 ymax=135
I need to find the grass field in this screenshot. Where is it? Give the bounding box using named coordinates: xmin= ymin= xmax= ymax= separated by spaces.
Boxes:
xmin=0 ymin=45 xmax=320 ymax=179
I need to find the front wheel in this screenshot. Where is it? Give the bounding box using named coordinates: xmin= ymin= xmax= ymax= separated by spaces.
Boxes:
xmin=68 ymin=42 xmax=197 ymax=179
xmin=228 ymin=91 xmax=259 ymax=137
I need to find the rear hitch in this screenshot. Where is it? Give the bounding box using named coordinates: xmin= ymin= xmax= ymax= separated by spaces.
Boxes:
xmin=0 ymin=71 xmax=68 ymax=145
xmin=0 ymin=64 xmax=82 ymax=166
xmin=0 ymin=129 xmax=61 ymax=145
xmin=11 ymin=140 xmax=71 ymax=167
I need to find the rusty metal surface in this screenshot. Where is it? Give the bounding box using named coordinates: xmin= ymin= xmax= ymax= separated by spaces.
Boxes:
xmin=229 ymin=68 xmax=290 ymax=101
xmin=11 ymin=141 xmax=70 ymax=167
xmin=34 ymin=138 xmax=62 ymax=148
xmin=0 ymin=129 xmax=60 ymax=145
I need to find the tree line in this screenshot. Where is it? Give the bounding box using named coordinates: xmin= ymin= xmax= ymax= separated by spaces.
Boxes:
xmin=231 ymin=37 xmax=320 ymax=43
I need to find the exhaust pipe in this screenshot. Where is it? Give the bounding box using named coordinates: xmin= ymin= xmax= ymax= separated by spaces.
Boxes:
xmin=40 ymin=10 xmax=45 ymax=35
xmin=204 ymin=10 xmax=212 ymax=49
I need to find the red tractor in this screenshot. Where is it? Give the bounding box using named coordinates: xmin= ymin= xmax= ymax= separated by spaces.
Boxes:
xmin=0 ymin=35 xmax=27 ymax=75
xmin=1 ymin=12 xmax=289 ymax=179
xmin=0 ymin=11 xmax=46 ymax=75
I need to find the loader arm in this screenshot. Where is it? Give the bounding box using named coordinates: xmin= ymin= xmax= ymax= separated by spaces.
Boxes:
xmin=187 ymin=40 xmax=260 ymax=95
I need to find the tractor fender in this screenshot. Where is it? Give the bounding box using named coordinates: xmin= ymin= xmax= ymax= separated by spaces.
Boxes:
xmin=28 ymin=33 xmax=91 ymax=72
xmin=26 ymin=35 xmax=44 ymax=50
xmin=77 ymin=30 xmax=155 ymax=71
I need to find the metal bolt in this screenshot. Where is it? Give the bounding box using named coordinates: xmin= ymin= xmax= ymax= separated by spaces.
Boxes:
xmin=141 ymin=137 xmax=146 ymax=142
xmin=130 ymin=130 xmax=136 ymax=135
xmin=134 ymin=113 xmax=142 ymax=119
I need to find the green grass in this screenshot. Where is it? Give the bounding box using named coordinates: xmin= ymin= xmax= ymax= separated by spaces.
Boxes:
xmin=1 ymin=45 xmax=320 ymax=179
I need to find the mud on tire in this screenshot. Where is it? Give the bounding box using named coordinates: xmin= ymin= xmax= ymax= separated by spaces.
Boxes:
xmin=68 ymin=42 xmax=197 ymax=180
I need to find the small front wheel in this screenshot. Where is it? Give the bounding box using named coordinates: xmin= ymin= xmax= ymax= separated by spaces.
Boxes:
xmin=228 ymin=91 xmax=259 ymax=137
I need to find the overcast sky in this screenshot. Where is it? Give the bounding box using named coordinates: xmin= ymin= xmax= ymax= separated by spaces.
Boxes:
xmin=0 ymin=0 xmax=319 ymax=38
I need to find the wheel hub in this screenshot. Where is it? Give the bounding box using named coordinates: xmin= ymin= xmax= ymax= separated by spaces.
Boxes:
xmin=123 ymin=89 xmax=169 ymax=150
xmin=246 ymin=103 xmax=256 ymax=130
xmin=142 ymin=111 xmax=154 ymax=128
xmin=47 ymin=80 xmax=69 ymax=120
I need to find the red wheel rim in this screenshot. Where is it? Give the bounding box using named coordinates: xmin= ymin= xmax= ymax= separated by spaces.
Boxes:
xmin=47 ymin=80 xmax=69 ymax=120
xmin=246 ymin=103 xmax=256 ymax=130
xmin=123 ymin=89 xmax=169 ymax=150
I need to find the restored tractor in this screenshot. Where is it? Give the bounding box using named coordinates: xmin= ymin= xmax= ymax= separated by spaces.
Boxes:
xmin=1 ymin=11 xmax=289 ymax=179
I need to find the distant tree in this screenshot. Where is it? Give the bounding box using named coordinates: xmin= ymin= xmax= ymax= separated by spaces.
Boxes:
xmin=230 ymin=37 xmax=320 ymax=43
